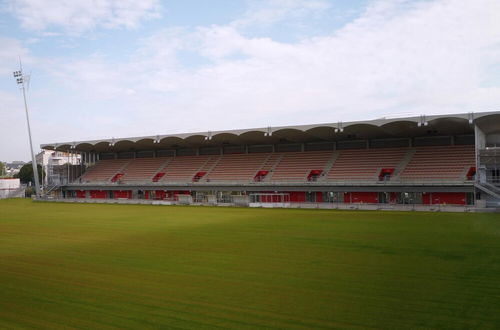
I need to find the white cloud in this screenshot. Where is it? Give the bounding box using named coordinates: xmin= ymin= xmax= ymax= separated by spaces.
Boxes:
xmin=2 ymin=0 xmax=500 ymax=161
xmin=233 ymin=0 xmax=331 ymax=28
xmin=54 ymin=0 xmax=500 ymax=122
xmin=0 ymin=37 xmax=31 ymax=75
xmin=5 ymin=0 xmax=161 ymax=34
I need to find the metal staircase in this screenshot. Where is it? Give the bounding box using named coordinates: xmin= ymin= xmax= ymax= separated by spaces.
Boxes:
xmin=475 ymin=182 xmax=500 ymax=200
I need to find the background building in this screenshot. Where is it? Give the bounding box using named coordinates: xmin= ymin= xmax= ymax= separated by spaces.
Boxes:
xmin=36 ymin=150 xmax=81 ymax=188
xmin=0 ymin=178 xmax=24 ymax=199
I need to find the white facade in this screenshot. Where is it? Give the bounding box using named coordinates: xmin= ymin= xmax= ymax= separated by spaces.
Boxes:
xmin=0 ymin=178 xmax=24 ymax=198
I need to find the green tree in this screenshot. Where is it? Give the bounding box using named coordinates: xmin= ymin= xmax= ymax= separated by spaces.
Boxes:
xmin=15 ymin=163 xmax=44 ymax=185
xmin=0 ymin=162 xmax=5 ymax=177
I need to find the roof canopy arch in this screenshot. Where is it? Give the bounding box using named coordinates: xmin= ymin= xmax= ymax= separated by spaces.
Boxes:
xmin=272 ymin=128 xmax=310 ymax=143
xmin=40 ymin=111 xmax=498 ymax=153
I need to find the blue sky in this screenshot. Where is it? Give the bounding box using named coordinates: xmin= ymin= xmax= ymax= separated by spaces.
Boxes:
xmin=0 ymin=0 xmax=499 ymax=161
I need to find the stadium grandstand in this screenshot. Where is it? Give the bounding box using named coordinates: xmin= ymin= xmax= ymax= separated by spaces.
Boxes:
xmin=40 ymin=111 xmax=500 ymax=210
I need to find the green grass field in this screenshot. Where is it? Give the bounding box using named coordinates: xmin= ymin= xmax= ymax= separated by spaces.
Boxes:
xmin=0 ymin=199 xmax=499 ymax=329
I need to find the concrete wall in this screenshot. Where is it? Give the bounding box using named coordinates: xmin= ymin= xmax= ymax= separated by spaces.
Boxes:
xmin=0 ymin=178 xmax=21 ymax=198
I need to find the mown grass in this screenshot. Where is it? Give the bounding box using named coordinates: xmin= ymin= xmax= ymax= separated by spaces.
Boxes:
xmin=0 ymin=199 xmax=499 ymax=329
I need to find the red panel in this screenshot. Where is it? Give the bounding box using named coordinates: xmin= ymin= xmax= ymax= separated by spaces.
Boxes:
xmin=344 ymin=192 xmax=351 ymax=203
xmin=193 ymin=172 xmax=207 ymax=182
xmin=307 ymin=170 xmax=323 ymax=181
xmin=379 ymin=168 xmax=395 ymax=180
xmin=76 ymin=190 xmax=86 ymax=198
xmin=152 ymin=172 xmax=165 ymax=182
xmin=315 ymin=192 xmax=323 ymax=203
xmin=90 ymin=190 xmax=107 ymax=199
xmin=254 ymin=170 xmax=269 ymax=182
xmin=431 ymin=192 xmax=466 ymax=205
xmin=111 ymin=173 xmax=124 ymax=182
xmin=390 ymin=192 xmax=398 ymax=203
xmin=156 ymin=190 xmax=166 ymax=200
xmin=422 ymin=192 xmax=431 ymax=205
xmin=350 ymin=192 xmax=378 ymax=203
xmin=289 ymin=191 xmax=306 ymax=202
xmin=114 ymin=190 xmax=132 ymax=199
xmin=146 ymin=190 xmax=167 ymax=200
xmin=466 ymin=167 xmax=476 ymax=180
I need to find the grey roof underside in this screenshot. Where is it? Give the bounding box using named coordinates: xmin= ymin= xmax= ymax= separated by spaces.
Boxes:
xmin=41 ymin=111 xmax=500 ymax=153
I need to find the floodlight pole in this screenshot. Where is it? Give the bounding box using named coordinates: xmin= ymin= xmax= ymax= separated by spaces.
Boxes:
xmin=14 ymin=60 xmax=41 ymax=198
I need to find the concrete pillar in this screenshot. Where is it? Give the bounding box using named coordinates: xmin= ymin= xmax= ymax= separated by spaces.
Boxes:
xmin=475 ymin=125 xmax=487 ymax=183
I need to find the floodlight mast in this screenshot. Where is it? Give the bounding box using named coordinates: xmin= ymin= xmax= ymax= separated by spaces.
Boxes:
xmin=13 ymin=59 xmax=41 ymax=198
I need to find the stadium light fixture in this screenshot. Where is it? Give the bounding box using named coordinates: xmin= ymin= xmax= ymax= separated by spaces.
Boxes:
xmin=418 ymin=115 xmax=428 ymax=127
xmin=468 ymin=112 xmax=474 ymax=124
xmin=265 ymin=127 xmax=273 ymax=137
xmin=13 ymin=59 xmax=41 ymax=198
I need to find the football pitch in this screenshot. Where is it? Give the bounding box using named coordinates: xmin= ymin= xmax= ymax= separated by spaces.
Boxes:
xmin=0 ymin=199 xmax=499 ymax=329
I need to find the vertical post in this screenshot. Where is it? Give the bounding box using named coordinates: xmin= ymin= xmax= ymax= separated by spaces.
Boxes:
xmin=15 ymin=63 xmax=41 ymax=198
xmin=67 ymin=150 xmax=70 ymax=184
xmin=41 ymin=153 xmax=44 ymax=190
xmin=80 ymin=152 xmax=83 ymax=180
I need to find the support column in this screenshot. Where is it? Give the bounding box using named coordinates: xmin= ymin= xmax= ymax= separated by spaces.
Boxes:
xmin=475 ymin=125 xmax=487 ymax=183
xmin=80 ymin=151 xmax=83 ymax=180
xmin=67 ymin=150 xmax=70 ymax=184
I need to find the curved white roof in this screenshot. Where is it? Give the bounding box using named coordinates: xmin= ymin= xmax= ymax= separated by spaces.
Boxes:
xmin=41 ymin=111 xmax=500 ymax=153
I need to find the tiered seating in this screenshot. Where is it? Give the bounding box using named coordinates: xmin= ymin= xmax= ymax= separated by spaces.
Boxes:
xmin=78 ymin=145 xmax=476 ymax=184
xmin=400 ymin=145 xmax=475 ymax=181
xmin=260 ymin=153 xmax=282 ymax=171
xmin=271 ymin=151 xmax=333 ymax=181
xmin=160 ymin=155 xmax=216 ymax=182
xmin=200 ymin=157 xmax=220 ymax=173
xmin=327 ymin=148 xmax=407 ymax=181
xmin=80 ymin=159 xmax=130 ymax=182
xmin=121 ymin=157 xmax=171 ymax=182
xmin=207 ymin=153 xmax=269 ymax=181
